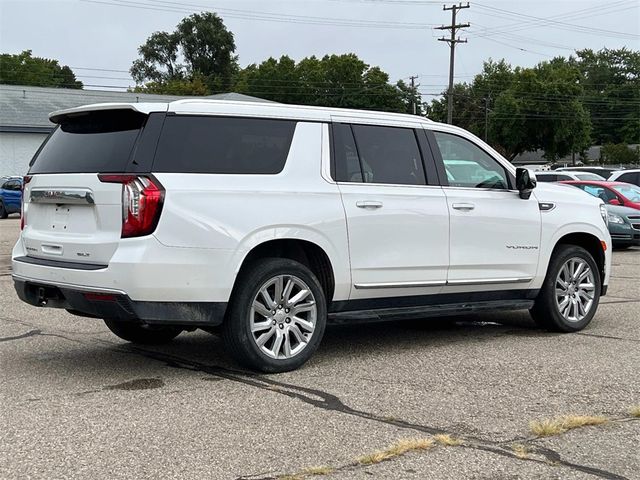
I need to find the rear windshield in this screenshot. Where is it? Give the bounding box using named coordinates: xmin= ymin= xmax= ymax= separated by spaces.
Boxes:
xmin=152 ymin=115 xmax=296 ymax=174
xmin=29 ymin=110 xmax=146 ymax=174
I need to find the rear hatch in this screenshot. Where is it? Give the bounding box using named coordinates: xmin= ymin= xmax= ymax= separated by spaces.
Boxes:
xmin=22 ymin=108 xmax=150 ymax=266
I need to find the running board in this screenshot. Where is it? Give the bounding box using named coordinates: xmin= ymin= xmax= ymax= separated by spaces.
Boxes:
xmin=328 ymin=299 xmax=535 ymax=324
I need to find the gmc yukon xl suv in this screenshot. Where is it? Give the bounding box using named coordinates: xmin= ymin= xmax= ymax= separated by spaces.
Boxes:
xmin=13 ymin=100 xmax=611 ymax=372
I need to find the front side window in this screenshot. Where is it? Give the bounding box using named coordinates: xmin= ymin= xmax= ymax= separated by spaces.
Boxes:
xmin=612 ymin=184 xmax=640 ymax=202
xmin=153 ymin=116 xmax=297 ymax=174
xmin=432 ymin=131 xmax=509 ymax=189
xmin=578 ymin=185 xmax=618 ymax=203
xmin=350 ymin=125 xmax=426 ymax=185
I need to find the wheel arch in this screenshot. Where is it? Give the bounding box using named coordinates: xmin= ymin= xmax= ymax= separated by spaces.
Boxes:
xmin=552 ymin=231 xmax=606 ymax=285
xmin=233 ymin=238 xmax=337 ymax=304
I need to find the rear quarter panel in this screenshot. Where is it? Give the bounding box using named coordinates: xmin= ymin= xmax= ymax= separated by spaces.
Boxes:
xmin=152 ymin=122 xmax=351 ymax=301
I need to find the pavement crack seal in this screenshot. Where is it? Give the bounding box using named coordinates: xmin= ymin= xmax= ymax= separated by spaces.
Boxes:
xmin=0 ymin=329 xmax=42 ymax=342
xmin=114 ymin=343 xmax=629 ymax=480
xmin=575 ymin=332 xmax=640 ymax=343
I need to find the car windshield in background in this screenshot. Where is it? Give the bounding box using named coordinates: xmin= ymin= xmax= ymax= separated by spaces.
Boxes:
xmin=575 ymin=173 xmax=605 ymax=181
xmin=29 ymin=110 xmax=146 ymax=174
xmin=612 ymin=184 xmax=640 ymax=202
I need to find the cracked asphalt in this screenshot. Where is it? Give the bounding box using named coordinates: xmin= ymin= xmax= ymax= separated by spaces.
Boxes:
xmin=1 ymin=217 xmax=638 ymax=480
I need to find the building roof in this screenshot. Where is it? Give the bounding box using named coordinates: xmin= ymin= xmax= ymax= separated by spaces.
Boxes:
xmin=0 ymin=84 xmax=271 ymax=132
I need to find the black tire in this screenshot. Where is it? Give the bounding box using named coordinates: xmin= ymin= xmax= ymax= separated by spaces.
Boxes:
xmin=530 ymin=245 xmax=601 ymax=332
xmin=222 ymin=258 xmax=327 ymax=373
xmin=103 ymin=319 xmax=182 ymax=344
xmin=0 ymin=202 xmax=7 ymax=219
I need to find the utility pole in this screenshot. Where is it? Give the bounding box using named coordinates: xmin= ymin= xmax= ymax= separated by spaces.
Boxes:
xmin=409 ymin=75 xmax=419 ymax=115
xmin=484 ymin=96 xmax=490 ymax=142
xmin=436 ymin=2 xmax=470 ymax=125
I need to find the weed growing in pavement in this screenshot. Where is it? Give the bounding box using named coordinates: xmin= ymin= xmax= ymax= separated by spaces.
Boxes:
xmin=529 ymin=415 xmax=607 ymax=437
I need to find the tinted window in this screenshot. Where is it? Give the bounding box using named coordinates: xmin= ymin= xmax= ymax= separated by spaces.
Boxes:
xmin=6 ymin=180 xmax=21 ymax=191
xmin=433 ymin=132 xmax=509 ymax=189
xmin=30 ymin=110 xmax=145 ymax=174
xmin=617 ymin=172 xmax=639 ymax=186
xmin=556 ymin=174 xmax=572 ymax=181
xmin=350 ymin=125 xmax=425 ymax=185
xmin=332 ymin=124 xmax=363 ymax=182
xmin=536 ymin=174 xmax=556 ymax=182
xmin=153 ymin=116 xmax=296 ymax=174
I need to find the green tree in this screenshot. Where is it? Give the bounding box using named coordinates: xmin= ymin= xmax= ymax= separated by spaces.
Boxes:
xmin=0 ymin=50 xmax=82 ymax=88
xmin=235 ymin=53 xmax=412 ymax=113
xmin=575 ymin=48 xmax=640 ymax=145
xmin=131 ymin=12 xmax=238 ymax=93
xmin=600 ymin=143 xmax=640 ymax=165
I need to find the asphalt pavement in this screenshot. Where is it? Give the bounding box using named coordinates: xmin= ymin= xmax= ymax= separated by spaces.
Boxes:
xmin=1 ymin=216 xmax=638 ymax=480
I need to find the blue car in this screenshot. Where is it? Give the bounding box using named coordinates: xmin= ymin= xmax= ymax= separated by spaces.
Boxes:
xmin=0 ymin=176 xmax=23 ymax=219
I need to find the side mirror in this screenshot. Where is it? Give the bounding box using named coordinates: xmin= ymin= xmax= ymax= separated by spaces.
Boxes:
xmin=516 ymin=168 xmax=537 ymax=200
xmin=609 ymin=198 xmax=621 ymax=206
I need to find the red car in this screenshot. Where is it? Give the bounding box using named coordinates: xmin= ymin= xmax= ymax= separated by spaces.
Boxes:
xmin=560 ymin=180 xmax=640 ymax=210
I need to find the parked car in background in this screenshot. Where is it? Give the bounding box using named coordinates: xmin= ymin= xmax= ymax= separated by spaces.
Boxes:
xmin=0 ymin=176 xmax=23 ymax=219
xmin=608 ymin=169 xmax=640 ymax=187
xmin=535 ymin=171 xmax=605 ymax=182
xmin=604 ymin=204 xmax=640 ymax=249
xmin=556 ymin=166 xmax=615 ymax=178
xmin=560 ymin=181 xmax=640 ymax=210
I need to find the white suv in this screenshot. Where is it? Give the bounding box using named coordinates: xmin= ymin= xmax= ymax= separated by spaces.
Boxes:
xmin=13 ymin=100 xmax=611 ymax=372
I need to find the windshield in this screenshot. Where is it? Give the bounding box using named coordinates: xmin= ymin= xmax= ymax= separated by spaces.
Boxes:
xmin=30 ymin=110 xmax=146 ymax=174
xmin=613 ymin=184 xmax=640 ymax=202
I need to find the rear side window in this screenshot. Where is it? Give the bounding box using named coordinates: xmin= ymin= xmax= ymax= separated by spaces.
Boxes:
xmin=332 ymin=124 xmax=363 ymax=182
xmin=350 ymin=125 xmax=426 ymax=185
xmin=556 ymin=174 xmax=572 ymax=181
xmin=30 ymin=110 xmax=146 ymax=174
xmin=153 ymin=116 xmax=296 ymax=174
xmin=536 ymin=174 xmax=556 ymax=182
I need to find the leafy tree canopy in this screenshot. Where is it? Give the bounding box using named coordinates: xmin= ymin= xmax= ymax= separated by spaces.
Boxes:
xmin=234 ymin=53 xmax=416 ymax=113
xmin=0 ymin=50 xmax=82 ymax=89
xmin=131 ymin=12 xmax=238 ymax=93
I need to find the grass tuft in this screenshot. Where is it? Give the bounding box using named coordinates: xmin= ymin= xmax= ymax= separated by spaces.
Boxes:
xmin=302 ymin=466 xmax=334 ymax=476
xmin=512 ymin=444 xmax=529 ymax=459
xmin=630 ymin=405 xmax=640 ymax=418
xmin=433 ymin=434 xmax=463 ymax=446
xmin=529 ymin=415 xmax=607 ymax=437
xmin=356 ymin=438 xmax=434 ymax=465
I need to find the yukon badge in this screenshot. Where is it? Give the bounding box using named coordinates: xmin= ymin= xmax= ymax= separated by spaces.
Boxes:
xmin=506 ymin=245 xmax=539 ymax=250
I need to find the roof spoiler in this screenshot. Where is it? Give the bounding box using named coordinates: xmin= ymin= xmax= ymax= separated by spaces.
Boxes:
xmin=49 ymin=102 xmax=169 ymax=124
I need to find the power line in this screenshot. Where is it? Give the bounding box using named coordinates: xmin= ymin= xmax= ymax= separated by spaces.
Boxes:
xmin=436 ymin=2 xmax=470 ymax=124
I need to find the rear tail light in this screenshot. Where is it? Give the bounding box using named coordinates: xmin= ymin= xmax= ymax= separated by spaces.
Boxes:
xmin=98 ymin=174 xmax=164 ymax=238
xmin=20 ymin=175 xmax=32 ymax=231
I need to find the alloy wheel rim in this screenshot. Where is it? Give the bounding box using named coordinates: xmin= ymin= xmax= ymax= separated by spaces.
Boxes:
xmin=250 ymin=274 xmax=317 ymax=360
xmin=555 ymin=257 xmax=596 ymax=323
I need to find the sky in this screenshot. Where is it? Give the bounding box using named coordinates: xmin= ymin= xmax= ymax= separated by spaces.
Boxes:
xmin=0 ymin=0 xmax=639 ymax=100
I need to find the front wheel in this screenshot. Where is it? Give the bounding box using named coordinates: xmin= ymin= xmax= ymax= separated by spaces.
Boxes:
xmin=530 ymin=245 xmax=601 ymax=332
xmin=0 ymin=202 xmax=7 ymax=219
xmin=222 ymin=258 xmax=327 ymax=373
xmin=103 ymin=319 xmax=182 ymax=344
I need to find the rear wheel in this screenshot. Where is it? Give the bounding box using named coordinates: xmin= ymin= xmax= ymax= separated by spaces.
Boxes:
xmin=103 ymin=319 xmax=182 ymax=344
xmin=222 ymin=258 xmax=327 ymax=373
xmin=530 ymin=245 xmax=601 ymax=332
xmin=0 ymin=202 xmax=7 ymax=219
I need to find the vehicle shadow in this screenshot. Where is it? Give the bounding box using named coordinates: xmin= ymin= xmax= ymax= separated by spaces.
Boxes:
xmin=18 ymin=310 xmax=552 ymax=382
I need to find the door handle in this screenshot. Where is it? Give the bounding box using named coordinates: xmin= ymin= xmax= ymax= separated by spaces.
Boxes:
xmin=452 ymin=203 xmax=475 ymax=211
xmin=356 ymin=200 xmax=383 ymax=209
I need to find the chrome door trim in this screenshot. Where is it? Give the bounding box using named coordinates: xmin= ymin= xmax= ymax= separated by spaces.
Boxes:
xmin=354 ymin=277 xmax=533 ymax=289
xmin=446 ymin=277 xmax=533 ymax=286
xmin=354 ymin=280 xmax=447 ymax=290
xmin=30 ymin=189 xmax=95 ymax=205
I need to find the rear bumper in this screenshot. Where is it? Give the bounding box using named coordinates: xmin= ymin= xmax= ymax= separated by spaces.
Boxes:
xmin=13 ymin=275 xmax=226 ymax=326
